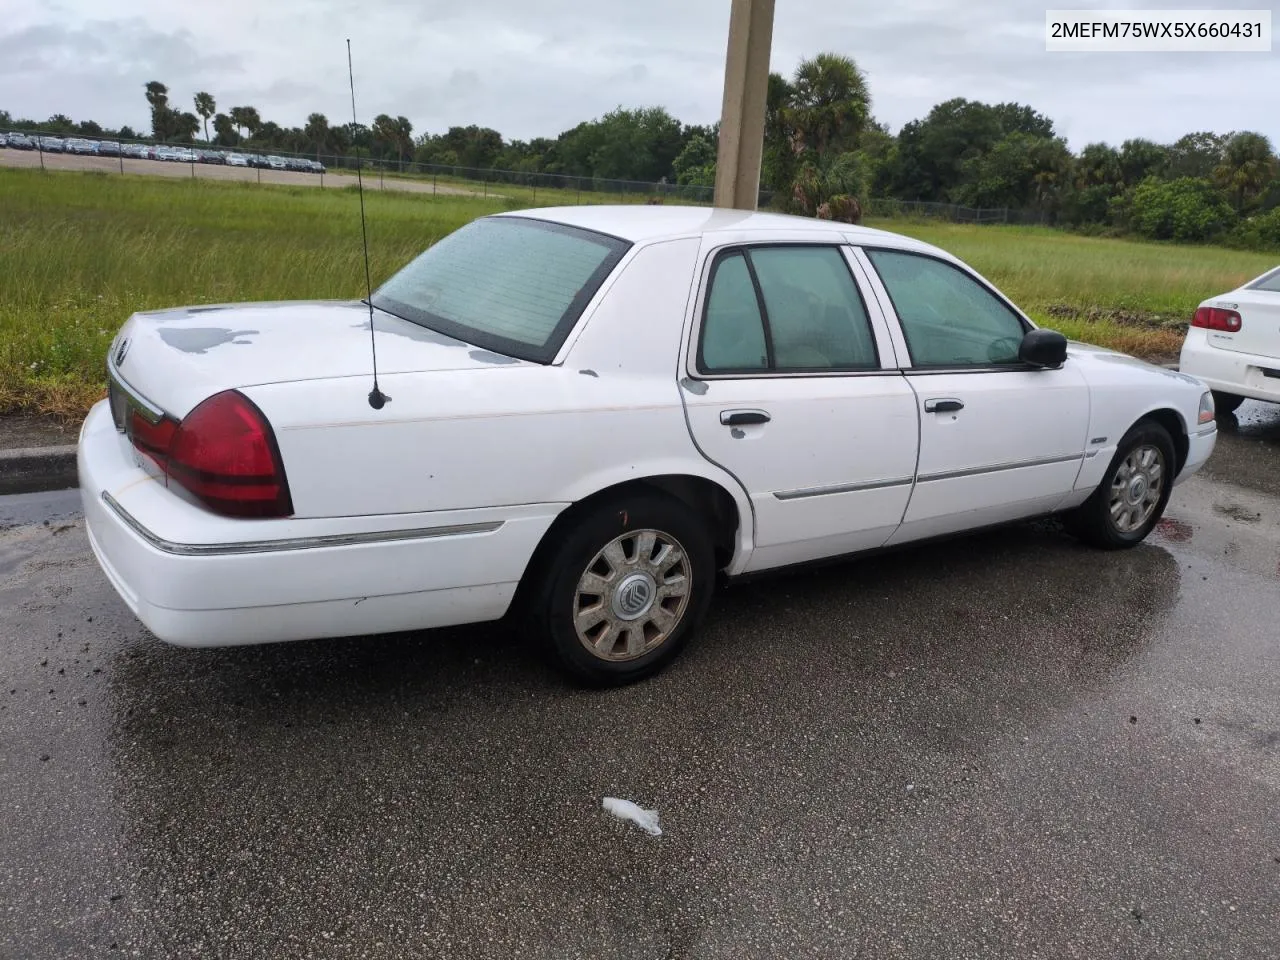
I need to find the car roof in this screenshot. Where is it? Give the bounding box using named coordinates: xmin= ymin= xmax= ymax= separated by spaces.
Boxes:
xmin=497 ymin=204 xmax=939 ymax=254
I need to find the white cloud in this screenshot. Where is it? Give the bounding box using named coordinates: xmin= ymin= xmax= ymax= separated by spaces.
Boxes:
xmin=2 ymin=0 xmax=1276 ymax=149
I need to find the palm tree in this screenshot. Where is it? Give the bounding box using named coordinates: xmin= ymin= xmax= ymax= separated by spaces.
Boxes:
xmin=193 ymin=92 xmax=216 ymax=142
xmin=212 ymin=113 xmax=238 ymax=146
xmin=785 ymin=53 xmax=870 ymax=156
xmin=305 ymin=113 xmax=330 ymax=161
xmin=393 ymin=115 xmax=414 ymax=167
xmin=776 ymin=53 xmax=872 ymax=217
xmin=144 ymin=81 xmax=173 ymax=140
xmin=1214 ymin=132 xmax=1277 ymax=211
xmin=229 ymin=106 xmax=262 ymax=141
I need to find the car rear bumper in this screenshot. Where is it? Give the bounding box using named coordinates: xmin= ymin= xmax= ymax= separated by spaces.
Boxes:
xmin=78 ymin=400 xmax=564 ymax=647
xmin=1180 ymin=330 xmax=1280 ymax=404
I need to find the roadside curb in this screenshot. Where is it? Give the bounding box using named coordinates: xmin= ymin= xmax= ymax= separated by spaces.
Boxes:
xmin=0 ymin=445 xmax=78 ymax=496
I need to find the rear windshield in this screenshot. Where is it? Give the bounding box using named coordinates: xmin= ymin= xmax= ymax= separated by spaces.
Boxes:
xmin=1248 ymin=267 xmax=1280 ymax=293
xmin=372 ymin=216 xmax=630 ymax=363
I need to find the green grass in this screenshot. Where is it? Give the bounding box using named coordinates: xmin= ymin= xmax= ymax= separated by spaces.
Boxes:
xmin=0 ymin=168 xmax=508 ymax=415
xmin=2 ymin=166 xmax=1277 ymax=418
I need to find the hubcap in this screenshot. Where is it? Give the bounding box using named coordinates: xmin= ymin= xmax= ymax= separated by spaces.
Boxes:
xmin=1108 ymin=443 xmax=1165 ymax=533
xmin=573 ymin=529 xmax=691 ymax=662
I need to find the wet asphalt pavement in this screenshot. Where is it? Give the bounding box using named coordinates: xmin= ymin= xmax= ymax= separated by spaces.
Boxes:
xmin=2 ymin=403 xmax=1278 ymax=959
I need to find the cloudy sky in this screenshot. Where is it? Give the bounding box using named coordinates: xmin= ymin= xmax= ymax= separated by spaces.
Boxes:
xmin=1 ymin=0 xmax=1276 ymax=149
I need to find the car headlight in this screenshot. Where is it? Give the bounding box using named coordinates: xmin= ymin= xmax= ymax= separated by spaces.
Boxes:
xmin=1198 ymin=391 xmax=1215 ymax=424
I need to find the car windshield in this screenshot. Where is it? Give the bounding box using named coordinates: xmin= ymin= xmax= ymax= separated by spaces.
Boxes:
xmin=1248 ymin=267 xmax=1280 ymax=293
xmin=372 ymin=216 xmax=630 ymax=363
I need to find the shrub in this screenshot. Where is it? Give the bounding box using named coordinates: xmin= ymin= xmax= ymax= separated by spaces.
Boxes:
xmin=1224 ymin=207 xmax=1280 ymax=251
xmin=1127 ymin=176 xmax=1236 ymax=243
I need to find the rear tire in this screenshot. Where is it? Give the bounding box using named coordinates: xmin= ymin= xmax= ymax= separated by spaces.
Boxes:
xmin=1211 ymin=390 xmax=1245 ymax=415
xmin=527 ymin=493 xmax=715 ymax=686
xmin=1067 ymin=420 xmax=1176 ymax=549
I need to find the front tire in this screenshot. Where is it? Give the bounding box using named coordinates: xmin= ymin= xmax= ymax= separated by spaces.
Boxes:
xmin=1068 ymin=420 xmax=1176 ymax=549
xmin=1211 ymin=390 xmax=1245 ymax=415
xmin=529 ymin=493 xmax=715 ymax=686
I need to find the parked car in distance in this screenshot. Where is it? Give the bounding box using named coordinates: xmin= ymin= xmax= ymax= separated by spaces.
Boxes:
xmin=226 ymin=153 xmax=249 ymax=167
xmin=97 ymin=141 xmax=121 ymax=157
xmin=1180 ymin=265 xmax=1280 ymax=414
xmin=7 ymin=133 xmax=35 ymax=150
xmin=266 ymin=155 xmax=288 ymax=170
xmin=0 ymin=133 xmax=7 ymax=148
xmin=66 ymin=138 xmax=99 ymax=155
xmin=80 ymin=207 xmax=1218 ymax=684
xmin=38 ymin=136 xmax=66 ymax=152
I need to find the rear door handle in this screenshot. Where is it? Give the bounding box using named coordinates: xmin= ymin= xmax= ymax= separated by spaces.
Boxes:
xmin=720 ymin=409 xmax=771 ymax=426
xmin=924 ymin=398 xmax=964 ymax=413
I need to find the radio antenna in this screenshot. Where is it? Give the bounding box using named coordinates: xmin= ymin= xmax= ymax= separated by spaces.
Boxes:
xmin=347 ymin=39 xmax=388 ymax=410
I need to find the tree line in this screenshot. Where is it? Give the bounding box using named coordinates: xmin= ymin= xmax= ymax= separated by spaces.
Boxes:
xmin=3 ymin=54 xmax=1277 ymax=250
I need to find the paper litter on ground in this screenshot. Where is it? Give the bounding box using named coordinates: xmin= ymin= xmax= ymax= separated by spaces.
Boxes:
xmin=602 ymin=797 xmax=662 ymax=836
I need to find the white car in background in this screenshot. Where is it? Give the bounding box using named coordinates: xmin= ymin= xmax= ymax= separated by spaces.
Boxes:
xmin=1179 ymin=265 xmax=1280 ymax=414
xmin=80 ymin=207 xmax=1217 ymax=684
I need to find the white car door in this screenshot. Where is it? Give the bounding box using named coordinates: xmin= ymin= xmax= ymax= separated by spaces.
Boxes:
xmin=853 ymin=245 xmax=1091 ymax=544
xmin=680 ymin=241 xmax=920 ymax=572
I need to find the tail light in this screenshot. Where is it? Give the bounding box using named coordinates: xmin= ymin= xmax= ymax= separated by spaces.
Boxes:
xmin=129 ymin=390 xmax=293 ymax=518
xmin=1192 ymin=307 xmax=1242 ymax=332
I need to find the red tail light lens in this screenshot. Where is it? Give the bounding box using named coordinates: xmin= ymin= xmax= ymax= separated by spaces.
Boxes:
xmin=128 ymin=390 xmax=293 ymax=518
xmin=1192 ymin=307 xmax=1242 ymax=332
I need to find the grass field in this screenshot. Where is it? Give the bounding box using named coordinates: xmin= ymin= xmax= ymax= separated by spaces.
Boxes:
xmin=2 ymin=167 xmax=1277 ymax=419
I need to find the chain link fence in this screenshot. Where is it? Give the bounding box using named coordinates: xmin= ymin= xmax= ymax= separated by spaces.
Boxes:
xmin=5 ymin=127 xmax=1051 ymax=224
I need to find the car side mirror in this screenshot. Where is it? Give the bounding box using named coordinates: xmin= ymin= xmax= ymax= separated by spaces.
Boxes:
xmin=1019 ymin=329 xmax=1068 ymax=369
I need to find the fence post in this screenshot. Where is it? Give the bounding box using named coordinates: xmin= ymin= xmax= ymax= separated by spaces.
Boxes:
xmin=532 ymin=183 xmax=536 ymax=206
xmin=483 ymin=176 xmax=487 ymax=198
xmin=119 ymin=151 xmax=124 ymax=175
xmin=433 ymin=172 xmax=437 ymax=196
xmin=190 ymin=159 xmax=195 ymax=179
xmin=257 ymin=165 xmax=261 ymax=184
xmin=37 ymin=137 xmax=44 ymax=170
xmin=576 ymin=183 xmax=581 ymax=205
xmin=380 ymin=167 xmax=384 ymax=190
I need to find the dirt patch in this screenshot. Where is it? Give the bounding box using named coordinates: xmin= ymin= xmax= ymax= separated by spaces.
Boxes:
xmin=0 ymin=413 xmax=80 ymax=451
xmin=1044 ymin=303 xmax=1186 ymax=331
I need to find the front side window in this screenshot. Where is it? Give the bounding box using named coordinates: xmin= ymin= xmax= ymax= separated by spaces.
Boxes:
xmin=866 ymin=248 xmax=1027 ymax=367
xmin=698 ymin=246 xmax=879 ymax=374
xmin=373 ymin=216 xmax=630 ymax=363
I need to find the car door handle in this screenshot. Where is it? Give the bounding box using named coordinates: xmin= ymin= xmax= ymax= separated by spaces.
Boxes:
xmin=924 ymin=398 xmax=964 ymax=413
xmin=720 ymin=409 xmax=771 ymax=426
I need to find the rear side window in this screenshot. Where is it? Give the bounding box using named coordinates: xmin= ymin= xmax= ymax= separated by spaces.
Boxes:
xmin=698 ymin=245 xmax=879 ymax=374
xmin=701 ymin=253 xmax=770 ymax=371
xmin=373 ymin=217 xmax=630 ymax=363
xmin=1248 ymin=268 xmax=1280 ymax=292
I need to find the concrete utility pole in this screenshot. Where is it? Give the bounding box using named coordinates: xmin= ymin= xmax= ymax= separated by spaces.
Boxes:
xmin=713 ymin=0 xmax=776 ymax=211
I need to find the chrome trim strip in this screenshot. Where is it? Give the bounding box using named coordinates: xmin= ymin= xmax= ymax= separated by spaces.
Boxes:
xmin=101 ymin=491 xmax=503 ymax=557
xmin=917 ymin=453 xmax=1084 ymax=483
xmin=774 ymin=476 xmax=914 ymax=500
xmin=1195 ymin=423 xmax=1218 ymax=437
xmin=107 ymin=365 xmax=166 ymax=424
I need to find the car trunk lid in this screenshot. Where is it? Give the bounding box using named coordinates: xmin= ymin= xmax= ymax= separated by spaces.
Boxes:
xmin=108 ymin=299 xmax=528 ymax=418
xmin=1203 ymin=289 xmax=1280 ymax=361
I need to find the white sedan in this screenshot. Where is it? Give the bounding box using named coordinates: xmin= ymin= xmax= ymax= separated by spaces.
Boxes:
xmin=1179 ymin=265 xmax=1280 ymax=414
xmin=80 ymin=206 xmax=1217 ymax=683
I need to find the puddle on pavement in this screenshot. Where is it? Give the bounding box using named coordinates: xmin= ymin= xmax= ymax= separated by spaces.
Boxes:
xmin=1154 ymin=516 xmax=1193 ymax=542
